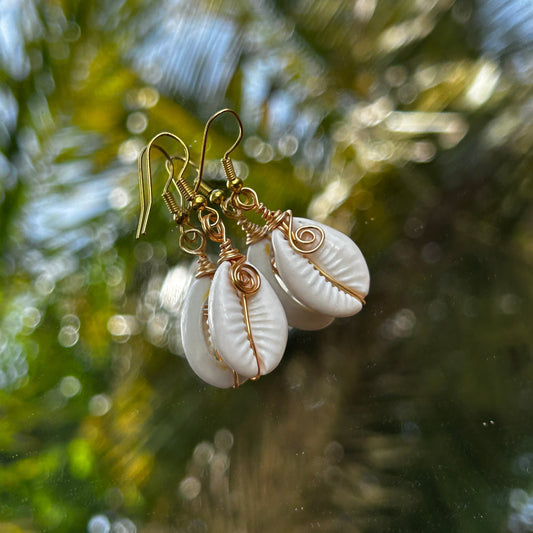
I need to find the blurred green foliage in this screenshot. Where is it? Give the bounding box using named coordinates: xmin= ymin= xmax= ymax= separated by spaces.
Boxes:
xmin=1 ymin=0 xmax=533 ymax=531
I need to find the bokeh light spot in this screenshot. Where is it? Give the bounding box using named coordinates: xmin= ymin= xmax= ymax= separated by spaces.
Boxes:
xmin=108 ymin=187 xmax=130 ymax=210
xmin=214 ymin=428 xmax=234 ymax=453
xmin=58 ymin=325 xmax=79 ymax=347
xmin=193 ymin=441 xmax=215 ymax=467
xmin=137 ymin=87 xmax=159 ymax=108
xmin=89 ymin=394 xmax=112 ymax=416
xmin=118 ymin=138 xmax=144 ymax=164
xmin=87 ymin=514 xmax=110 ymax=533
xmin=179 ymin=476 xmax=201 ymax=500
xmin=60 ymin=376 xmax=81 ymax=398
xmin=126 ymin=112 xmax=148 ymax=134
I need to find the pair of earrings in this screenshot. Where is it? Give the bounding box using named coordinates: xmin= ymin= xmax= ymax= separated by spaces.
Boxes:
xmin=136 ymin=110 xmax=370 ymax=389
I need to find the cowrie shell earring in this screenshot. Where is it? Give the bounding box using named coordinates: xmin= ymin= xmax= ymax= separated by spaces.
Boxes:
xmin=230 ymin=185 xmax=370 ymax=318
xmin=211 ymin=110 xmax=370 ymax=320
xmin=186 ymin=117 xmax=289 ymax=381
xmin=135 ymin=109 xmax=370 ymax=390
xmin=220 ymin=199 xmax=334 ymax=331
xmin=185 ymin=202 xmax=288 ymax=381
xmin=137 ymin=136 xmax=243 ymax=388
xmin=201 ymin=109 xmax=336 ymax=331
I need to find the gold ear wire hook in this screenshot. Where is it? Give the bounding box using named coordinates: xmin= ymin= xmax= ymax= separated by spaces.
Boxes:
xmin=196 ymin=108 xmax=244 ymax=195
xmin=137 ymin=132 xmax=190 ymax=238
xmin=166 ymin=155 xmax=215 ymax=200
xmin=137 ymin=143 xmax=174 ymax=237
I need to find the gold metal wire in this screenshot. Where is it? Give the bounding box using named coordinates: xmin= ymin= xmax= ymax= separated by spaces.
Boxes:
xmin=310 ymin=261 xmax=366 ymax=304
xmin=138 ymin=139 xmax=218 ymax=278
xmin=221 ymin=157 xmax=237 ymax=182
xmin=166 ymin=154 xmax=216 ymax=198
xmin=162 ymin=190 xmax=181 ymax=216
xmin=220 ymin=197 xmax=268 ymax=245
xmin=137 ymin=132 xmax=190 ymax=238
xmin=241 ymin=219 xmax=268 ymax=245
xmin=231 ymin=187 xmax=325 ymax=254
xmin=177 ymin=178 xmax=195 ymax=204
xmin=178 ymin=226 xmax=205 ymax=253
xmin=240 ymin=292 xmax=261 ymax=380
xmin=195 ymin=253 xmax=217 ymax=278
xmin=284 ymin=211 xmax=325 ymax=254
xmin=197 ymin=108 xmax=244 ymax=195
xmin=199 ymin=206 xmax=226 ymax=243
xmin=218 ymin=238 xmax=244 ymax=264
xmin=230 ymin=257 xmax=261 ymax=295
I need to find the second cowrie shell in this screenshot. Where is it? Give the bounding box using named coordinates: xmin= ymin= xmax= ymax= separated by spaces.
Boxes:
xmin=272 ymin=217 xmax=370 ymax=318
xmin=247 ymin=238 xmax=334 ymax=331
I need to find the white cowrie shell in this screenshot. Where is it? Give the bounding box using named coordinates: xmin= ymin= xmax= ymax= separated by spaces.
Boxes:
xmin=272 ymin=217 xmax=370 ymax=318
xmin=181 ymin=276 xmax=240 ymax=388
xmin=247 ymin=238 xmax=334 ymax=331
xmin=208 ymin=261 xmax=288 ymax=379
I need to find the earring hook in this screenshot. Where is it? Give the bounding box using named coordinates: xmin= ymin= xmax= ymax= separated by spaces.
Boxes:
xmin=196 ymin=108 xmax=243 ymax=195
xmin=137 ymin=132 xmax=190 ymax=238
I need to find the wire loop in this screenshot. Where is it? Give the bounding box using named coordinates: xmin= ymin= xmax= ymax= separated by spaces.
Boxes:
xmin=197 ymin=109 xmax=244 ymax=194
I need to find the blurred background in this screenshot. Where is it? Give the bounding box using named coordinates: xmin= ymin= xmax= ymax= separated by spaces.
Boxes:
xmin=1 ymin=0 xmax=533 ymax=531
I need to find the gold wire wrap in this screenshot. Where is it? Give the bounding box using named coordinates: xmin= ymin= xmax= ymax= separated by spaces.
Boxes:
xmin=230 ymin=187 xmax=325 ymax=254
xmin=241 ymin=219 xmax=268 ymax=245
xmin=231 ymin=187 xmax=259 ymax=211
xmin=199 ymin=206 xmax=226 ymax=243
xmin=284 ymin=212 xmax=325 ymax=254
xmin=199 ymin=207 xmax=262 ymax=293
xmin=218 ymin=238 xmax=245 ymax=264
xmin=230 ymin=258 xmax=261 ymax=295
xmin=240 ymin=292 xmax=261 ymax=380
xmin=310 ymin=262 xmax=367 ymax=305
xmin=178 ymin=226 xmax=205 ymax=255
xmin=176 ymin=223 xmax=217 ymax=278
xmin=177 ymin=177 xmax=195 ymax=203
xmin=222 ymin=157 xmax=238 ymax=183
xmin=221 ymin=197 xmax=268 ymax=245
xmin=162 ymin=190 xmax=181 ymax=216
xmin=195 ymin=253 xmax=217 ymax=279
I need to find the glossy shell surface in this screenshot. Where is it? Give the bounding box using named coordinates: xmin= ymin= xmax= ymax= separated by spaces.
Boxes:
xmin=181 ymin=276 xmax=238 ymax=388
xmin=247 ymin=238 xmax=334 ymax=330
xmin=208 ymin=261 xmax=288 ymax=379
xmin=271 ymin=217 xmax=370 ymax=317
